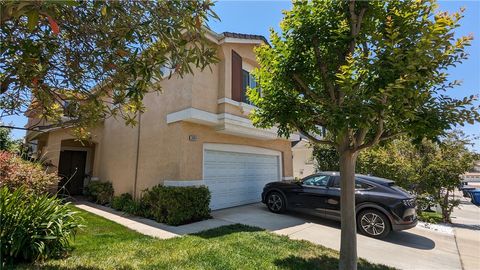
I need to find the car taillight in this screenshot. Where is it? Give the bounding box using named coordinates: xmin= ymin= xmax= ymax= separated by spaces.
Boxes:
xmin=402 ymin=198 xmax=416 ymax=207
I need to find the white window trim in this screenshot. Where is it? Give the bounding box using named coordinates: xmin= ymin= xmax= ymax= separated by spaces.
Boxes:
xmin=164 ymin=180 xmax=205 ymax=187
xmin=166 ymin=107 xmax=300 ymax=141
xmin=217 ymin=97 xmax=256 ymax=115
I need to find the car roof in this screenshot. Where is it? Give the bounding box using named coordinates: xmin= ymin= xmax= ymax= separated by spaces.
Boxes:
xmin=355 ymin=174 xmax=395 ymax=185
xmin=313 ymin=172 xmax=395 ymax=185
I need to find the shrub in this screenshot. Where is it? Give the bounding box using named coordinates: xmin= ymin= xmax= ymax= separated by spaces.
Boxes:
xmin=141 ymin=185 xmax=211 ymax=226
xmin=418 ymin=211 xmax=443 ymax=224
xmin=0 ymin=151 xmax=59 ymax=193
xmin=0 ymin=186 xmax=82 ymax=265
xmin=111 ymin=193 xmax=133 ymax=211
xmin=84 ymin=181 xmax=113 ymax=205
xmin=110 ymin=193 xmax=144 ymax=215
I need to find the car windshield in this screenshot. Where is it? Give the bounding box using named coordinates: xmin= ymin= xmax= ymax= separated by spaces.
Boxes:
xmin=303 ymin=175 xmax=329 ymax=187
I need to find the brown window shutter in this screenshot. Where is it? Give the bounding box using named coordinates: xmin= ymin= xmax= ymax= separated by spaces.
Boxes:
xmin=231 ymin=50 xmax=242 ymax=102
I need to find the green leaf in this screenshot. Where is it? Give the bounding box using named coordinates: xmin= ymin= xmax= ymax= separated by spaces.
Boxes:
xmin=26 ymin=10 xmax=39 ymax=31
xmin=101 ymin=5 xmax=107 ymax=17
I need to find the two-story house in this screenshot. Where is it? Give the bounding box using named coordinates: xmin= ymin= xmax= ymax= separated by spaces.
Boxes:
xmin=25 ymin=30 xmax=297 ymax=210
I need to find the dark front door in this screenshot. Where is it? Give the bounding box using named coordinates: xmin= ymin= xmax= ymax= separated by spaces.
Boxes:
xmin=58 ymin=150 xmax=87 ymax=195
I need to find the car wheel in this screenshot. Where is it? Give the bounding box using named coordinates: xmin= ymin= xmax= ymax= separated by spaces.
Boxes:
xmin=418 ymin=202 xmax=429 ymax=212
xmin=357 ymin=209 xmax=391 ymax=239
xmin=266 ymin=191 xmax=286 ymax=213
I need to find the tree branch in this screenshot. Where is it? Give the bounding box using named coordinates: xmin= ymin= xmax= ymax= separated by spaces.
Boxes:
xmin=354 ymin=128 xmax=368 ymax=148
xmin=292 ymin=73 xmax=322 ymax=101
xmin=379 ymin=132 xmax=407 ymax=142
xmin=312 ymin=38 xmax=336 ymax=103
xmin=294 ymin=125 xmax=336 ymax=147
xmin=0 ymin=125 xmax=47 ymax=132
xmin=354 ymin=117 xmax=384 ymax=152
xmin=348 ymin=1 xmax=367 ymax=54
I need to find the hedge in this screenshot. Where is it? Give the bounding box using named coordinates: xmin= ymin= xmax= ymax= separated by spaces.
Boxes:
xmin=141 ymin=185 xmax=211 ymax=226
xmin=84 ymin=181 xmax=114 ymax=205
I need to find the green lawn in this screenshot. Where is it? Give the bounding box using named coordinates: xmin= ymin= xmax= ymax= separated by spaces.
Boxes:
xmin=17 ymin=207 xmax=394 ymax=270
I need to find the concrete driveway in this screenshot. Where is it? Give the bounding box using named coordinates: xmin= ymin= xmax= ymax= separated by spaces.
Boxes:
xmin=212 ymin=203 xmax=463 ymax=270
xmin=77 ymin=198 xmax=477 ymax=270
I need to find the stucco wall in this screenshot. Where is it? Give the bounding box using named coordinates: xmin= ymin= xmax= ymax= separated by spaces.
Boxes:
xmin=176 ymin=122 xmax=293 ymax=180
xmin=292 ymin=146 xmax=316 ymax=179
xmin=33 ymin=40 xmax=294 ymax=198
xmin=40 ymin=127 xmax=103 ymax=177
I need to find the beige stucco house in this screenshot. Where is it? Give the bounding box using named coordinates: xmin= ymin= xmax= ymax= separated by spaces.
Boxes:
xmin=462 ymin=161 xmax=480 ymax=187
xmin=292 ymin=138 xmax=316 ymax=179
xmin=25 ymin=30 xmax=298 ymax=210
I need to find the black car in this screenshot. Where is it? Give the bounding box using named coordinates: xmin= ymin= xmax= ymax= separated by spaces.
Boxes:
xmin=261 ymin=172 xmax=417 ymax=238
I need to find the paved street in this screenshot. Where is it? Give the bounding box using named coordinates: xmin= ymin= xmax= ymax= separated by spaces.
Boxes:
xmin=451 ymin=196 xmax=480 ymax=270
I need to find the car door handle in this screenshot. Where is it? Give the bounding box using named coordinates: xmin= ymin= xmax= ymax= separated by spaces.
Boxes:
xmin=327 ymin=198 xmax=339 ymax=205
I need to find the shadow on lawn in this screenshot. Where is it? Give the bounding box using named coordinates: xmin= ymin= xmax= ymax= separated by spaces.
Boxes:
xmin=16 ymin=264 xmax=107 ymax=270
xmin=275 ymin=255 xmax=396 ymax=270
xmin=192 ymin=223 xmax=265 ymax=239
xmin=16 ymin=265 xmax=135 ymax=270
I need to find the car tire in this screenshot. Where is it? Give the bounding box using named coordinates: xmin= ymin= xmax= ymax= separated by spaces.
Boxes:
xmin=266 ymin=191 xmax=286 ymax=213
xmin=357 ymin=209 xmax=391 ymax=239
xmin=418 ymin=202 xmax=429 ymax=212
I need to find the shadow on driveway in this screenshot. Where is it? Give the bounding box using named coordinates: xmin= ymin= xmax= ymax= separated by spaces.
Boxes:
xmin=269 ymin=207 xmax=436 ymax=250
xmin=385 ymin=231 xmax=435 ymax=250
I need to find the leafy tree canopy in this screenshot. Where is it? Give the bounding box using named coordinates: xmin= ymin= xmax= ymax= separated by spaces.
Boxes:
xmin=250 ymin=0 xmax=479 ymax=151
xmin=1 ymin=0 xmax=218 ymax=138
xmin=0 ymin=126 xmax=21 ymax=152
xmin=249 ymin=1 xmax=479 ymax=269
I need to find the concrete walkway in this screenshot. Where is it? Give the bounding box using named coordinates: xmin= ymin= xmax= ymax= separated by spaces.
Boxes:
xmin=451 ymin=198 xmax=480 ymax=270
xmin=75 ymin=202 xmax=233 ymax=238
xmin=76 ymin=201 xmax=478 ymax=270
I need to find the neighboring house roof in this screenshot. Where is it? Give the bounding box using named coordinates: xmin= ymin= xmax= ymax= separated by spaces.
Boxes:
xmin=221 ymin=32 xmax=269 ymax=44
xmin=292 ymin=138 xmax=311 ymax=149
xmin=201 ymin=27 xmax=268 ymax=45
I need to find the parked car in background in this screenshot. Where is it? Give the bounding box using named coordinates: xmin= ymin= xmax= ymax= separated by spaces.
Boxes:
xmin=460 ymin=186 xmax=477 ymax=198
xmin=417 ymin=195 xmax=436 ymax=212
xmin=261 ymin=172 xmax=418 ymax=239
xmin=468 ymin=189 xmax=480 ymax=206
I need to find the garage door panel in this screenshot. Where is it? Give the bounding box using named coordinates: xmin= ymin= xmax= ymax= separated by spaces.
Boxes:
xmin=204 ymin=149 xmax=280 ymax=210
xmin=205 ymin=181 xmax=270 ymax=194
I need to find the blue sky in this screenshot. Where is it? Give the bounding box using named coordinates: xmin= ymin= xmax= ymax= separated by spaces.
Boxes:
xmin=2 ymin=0 xmax=479 ymax=151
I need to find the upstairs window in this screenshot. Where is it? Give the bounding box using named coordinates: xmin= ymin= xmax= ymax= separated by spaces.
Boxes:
xmin=63 ymin=100 xmax=78 ymax=117
xmin=241 ymin=69 xmax=260 ymax=105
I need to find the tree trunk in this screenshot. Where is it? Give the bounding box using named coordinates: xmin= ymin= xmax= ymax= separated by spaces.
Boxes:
xmin=339 ymin=150 xmax=358 ymax=270
xmin=442 ymin=190 xmax=450 ymax=223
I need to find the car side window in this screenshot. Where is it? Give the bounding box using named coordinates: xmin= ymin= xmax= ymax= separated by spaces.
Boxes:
xmin=332 ymin=177 xmax=340 ymax=188
xmin=303 ymin=175 xmax=330 ymax=187
xmin=355 ymin=181 xmax=373 ymax=190
xmin=330 ymin=177 xmax=372 ymax=190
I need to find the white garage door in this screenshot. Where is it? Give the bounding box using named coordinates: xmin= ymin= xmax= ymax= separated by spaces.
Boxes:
xmin=204 ymin=149 xmax=281 ymax=210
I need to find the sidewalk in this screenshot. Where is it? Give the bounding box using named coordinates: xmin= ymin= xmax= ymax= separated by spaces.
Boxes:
xmin=451 ymin=197 xmax=480 ymax=270
xmin=74 ymin=202 xmax=233 ymax=238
